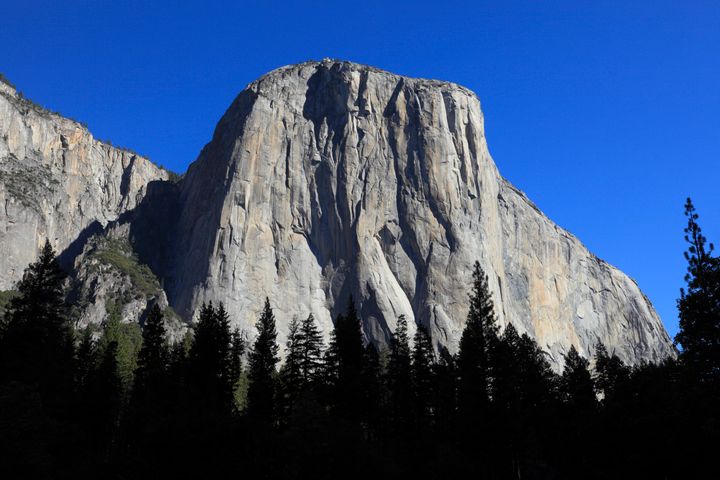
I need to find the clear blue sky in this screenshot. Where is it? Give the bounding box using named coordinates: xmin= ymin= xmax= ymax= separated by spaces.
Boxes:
xmin=2 ymin=1 xmax=719 ymax=338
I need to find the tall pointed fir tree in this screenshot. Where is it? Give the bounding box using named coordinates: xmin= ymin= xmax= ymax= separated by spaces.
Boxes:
xmin=560 ymin=345 xmax=596 ymax=413
xmin=247 ymin=298 xmax=280 ymax=421
xmin=229 ymin=327 xmax=245 ymax=411
xmin=298 ymin=313 xmax=324 ymax=384
xmin=386 ymin=314 xmax=412 ymax=431
xmin=126 ymin=304 xmax=169 ymax=450
xmin=490 ymin=323 xmax=523 ymax=414
xmin=331 ymin=297 xmax=365 ymax=420
xmin=134 ymin=304 xmax=168 ymax=392
xmin=558 ymin=345 xmax=596 ymax=477
xmin=188 ymin=302 xmax=234 ymax=415
xmin=92 ymin=340 xmax=123 ymax=463
xmin=412 ymin=324 xmax=436 ymax=427
xmin=432 ymin=346 xmax=457 ymax=436
xmin=676 ymin=198 xmax=720 ymax=382
xmin=280 ymin=317 xmax=303 ymax=423
xmin=457 ymin=261 xmax=499 ymax=418
xmin=593 ymin=342 xmax=629 ymax=403
xmin=361 ymin=343 xmax=383 ymax=434
xmin=0 ymin=240 xmax=73 ymax=398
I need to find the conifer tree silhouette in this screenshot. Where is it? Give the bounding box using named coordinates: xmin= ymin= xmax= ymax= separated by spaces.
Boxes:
xmin=676 ymin=198 xmax=720 ymax=382
xmin=248 ymin=298 xmax=280 ymax=421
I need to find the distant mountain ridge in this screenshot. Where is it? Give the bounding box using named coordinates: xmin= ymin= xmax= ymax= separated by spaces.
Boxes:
xmin=0 ymin=61 xmax=675 ymax=368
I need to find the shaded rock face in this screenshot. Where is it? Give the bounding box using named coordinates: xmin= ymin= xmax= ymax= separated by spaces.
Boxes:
xmin=0 ymin=80 xmax=169 ymax=288
xmin=68 ymin=233 xmax=187 ymax=343
xmin=164 ymin=60 xmax=673 ymax=367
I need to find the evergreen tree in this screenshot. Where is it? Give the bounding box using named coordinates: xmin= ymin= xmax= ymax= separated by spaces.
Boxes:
xmin=247 ymin=298 xmax=280 ymax=421
xmin=320 ymin=328 xmax=340 ymax=408
xmin=332 ymin=297 xmax=365 ymax=420
xmin=128 ymin=305 xmax=168 ymax=417
xmin=280 ymin=317 xmax=303 ymax=422
xmin=491 ymin=323 xmax=523 ymax=412
xmin=124 ymin=305 xmax=171 ymax=465
xmin=98 ymin=305 xmax=142 ymax=399
xmin=298 ymin=313 xmax=324 ymax=384
xmin=593 ymin=342 xmax=630 ymax=402
xmin=0 ymin=240 xmax=73 ymax=394
xmin=490 ymin=324 xmax=559 ymax=478
xmin=432 ymin=346 xmax=457 ymax=435
xmin=560 ymin=345 xmax=596 ymax=412
xmin=134 ymin=304 xmax=168 ymax=389
xmin=515 ymin=332 xmax=558 ymax=410
xmin=361 ymin=343 xmax=383 ymax=434
xmin=676 ymin=198 xmax=720 ymax=381
xmin=336 ymin=298 xmax=364 ymax=382
xmin=386 ymin=314 xmax=412 ymax=431
xmin=187 ymin=302 xmax=234 ymax=413
xmin=457 ymin=261 xmax=499 ymax=417
xmin=92 ymin=340 xmax=123 ymax=462
xmin=557 ymin=345 xmax=597 ymax=477
xmin=411 ymin=324 xmax=435 ymax=425
xmin=229 ymin=327 xmax=245 ymax=410
xmin=215 ymin=303 xmax=234 ymax=402
xmin=75 ymin=326 xmax=97 ymax=391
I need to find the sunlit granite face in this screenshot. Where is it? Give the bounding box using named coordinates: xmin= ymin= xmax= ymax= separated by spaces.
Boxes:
xmin=163 ymin=60 xmax=674 ymax=368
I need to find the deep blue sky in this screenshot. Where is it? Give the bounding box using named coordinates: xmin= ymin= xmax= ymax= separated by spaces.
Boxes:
xmin=2 ymin=1 xmax=719 ymax=338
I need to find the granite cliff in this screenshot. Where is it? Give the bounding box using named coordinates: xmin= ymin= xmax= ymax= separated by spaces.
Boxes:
xmin=0 ymin=77 xmax=170 ymax=328
xmin=0 ymin=62 xmax=674 ymax=367
xmin=159 ymin=60 xmax=673 ymax=366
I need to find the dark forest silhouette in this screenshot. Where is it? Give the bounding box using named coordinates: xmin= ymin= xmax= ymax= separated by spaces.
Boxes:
xmin=0 ymin=198 xmax=718 ymax=479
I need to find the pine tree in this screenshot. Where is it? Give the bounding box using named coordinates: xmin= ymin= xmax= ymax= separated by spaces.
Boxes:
xmin=280 ymin=317 xmax=303 ymax=422
xmin=229 ymin=327 xmax=245 ymax=410
xmin=336 ymin=298 xmax=364 ymax=383
xmin=298 ymin=313 xmax=324 ymax=384
xmin=432 ymin=346 xmax=457 ymax=435
xmin=124 ymin=305 xmax=172 ymax=464
xmin=458 ymin=261 xmax=499 ymax=417
xmin=515 ymin=332 xmax=558 ymax=409
xmin=247 ymin=298 xmax=280 ymax=421
xmin=387 ymin=314 xmax=412 ymax=430
xmin=676 ymin=198 xmax=720 ymax=381
xmin=98 ymin=305 xmax=142 ymax=399
xmin=188 ymin=302 xmax=234 ymax=413
xmin=215 ymin=303 xmax=234 ymax=402
xmin=0 ymin=240 xmax=73 ymax=394
xmin=320 ymin=328 xmax=340 ymax=407
xmin=331 ymin=297 xmax=365 ymax=420
xmin=561 ymin=345 xmax=596 ymax=411
xmin=593 ymin=342 xmax=629 ymax=402
xmin=135 ymin=304 xmax=168 ymax=387
xmin=412 ymin=324 xmax=435 ymax=425
xmin=93 ymin=340 xmax=123 ymax=462
xmin=361 ymin=343 xmax=383 ymax=434
xmin=491 ymin=323 xmax=523 ymax=413
xmin=128 ymin=304 xmax=168 ymax=416
xmin=75 ymin=327 xmax=97 ymax=390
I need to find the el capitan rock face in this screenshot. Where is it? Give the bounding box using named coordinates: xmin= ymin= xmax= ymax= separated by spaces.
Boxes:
xmin=0 ymin=61 xmax=674 ymax=367
xmin=160 ymin=60 xmax=673 ymax=366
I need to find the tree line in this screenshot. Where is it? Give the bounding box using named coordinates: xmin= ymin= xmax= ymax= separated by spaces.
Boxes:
xmin=0 ymin=198 xmax=718 ymax=479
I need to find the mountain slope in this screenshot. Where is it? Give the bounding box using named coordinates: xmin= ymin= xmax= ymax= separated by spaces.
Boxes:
xmin=158 ymin=60 xmax=673 ymax=366
xmin=0 ymin=78 xmax=169 ymax=288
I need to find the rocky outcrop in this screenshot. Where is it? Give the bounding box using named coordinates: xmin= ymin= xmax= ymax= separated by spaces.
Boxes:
xmin=0 ymin=78 xmax=169 ymax=289
xmin=161 ymin=60 xmax=673 ymax=367
xmin=68 ymin=233 xmax=187 ymax=343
